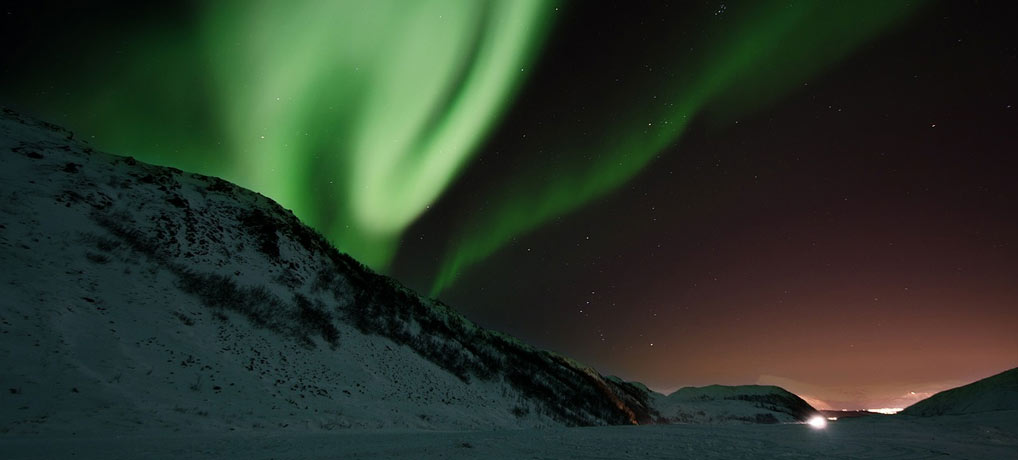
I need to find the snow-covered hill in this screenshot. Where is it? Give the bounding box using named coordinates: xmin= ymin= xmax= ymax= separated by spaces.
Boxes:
xmin=0 ymin=108 xmax=813 ymax=436
xmin=0 ymin=108 xmax=662 ymax=435
xmin=901 ymin=367 xmax=1018 ymax=417
xmin=650 ymin=384 xmax=816 ymax=424
xmin=603 ymin=377 xmax=817 ymax=424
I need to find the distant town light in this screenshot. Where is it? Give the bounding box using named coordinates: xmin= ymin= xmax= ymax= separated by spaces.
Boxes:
xmin=867 ymin=408 xmax=904 ymax=415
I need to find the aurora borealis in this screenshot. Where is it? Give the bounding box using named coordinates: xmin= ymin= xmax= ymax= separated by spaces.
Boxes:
xmin=3 ymin=0 xmax=1017 ymax=410
xmin=203 ymin=0 xmax=554 ymax=268
xmin=8 ymin=0 xmax=557 ymax=270
xmin=429 ymin=1 xmax=917 ymax=294
xmin=0 ymin=0 xmax=917 ymax=286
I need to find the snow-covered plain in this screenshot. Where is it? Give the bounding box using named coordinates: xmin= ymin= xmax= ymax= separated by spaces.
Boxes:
xmin=3 ymin=410 xmax=1017 ymax=459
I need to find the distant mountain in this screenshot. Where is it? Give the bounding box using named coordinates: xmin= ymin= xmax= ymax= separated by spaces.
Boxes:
xmin=901 ymin=368 xmax=1018 ymax=417
xmin=0 ymin=109 xmax=810 ymax=435
xmin=649 ymin=384 xmax=818 ymax=424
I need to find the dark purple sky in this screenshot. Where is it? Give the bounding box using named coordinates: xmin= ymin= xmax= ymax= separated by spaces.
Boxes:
xmin=393 ymin=1 xmax=1018 ymax=409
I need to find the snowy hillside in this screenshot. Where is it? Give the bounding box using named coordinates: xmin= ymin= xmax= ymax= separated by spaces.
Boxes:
xmin=901 ymin=367 xmax=1018 ymax=417
xmin=0 ymin=108 xmax=663 ymax=435
xmin=0 ymin=108 xmax=814 ymax=436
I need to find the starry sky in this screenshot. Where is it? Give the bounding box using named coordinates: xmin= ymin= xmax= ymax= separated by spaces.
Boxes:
xmin=2 ymin=0 xmax=1017 ymax=410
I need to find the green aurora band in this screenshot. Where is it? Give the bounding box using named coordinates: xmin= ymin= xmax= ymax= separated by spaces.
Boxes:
xmin=202 ymin=0 xmax=555 ymax=268
xmin=12 ymin=0 xmax=556 ymax=270
xmin=6 ymin=1 xmax=920 ymax=297
xmin=429 ymin=1 xmax=919 ymax=295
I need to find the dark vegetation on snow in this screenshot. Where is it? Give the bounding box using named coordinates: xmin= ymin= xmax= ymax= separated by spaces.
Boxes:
xmin=35 ymin=128 xmax=656 ymax=426
xmin=94 ymin=213 xmax=342 ymax=351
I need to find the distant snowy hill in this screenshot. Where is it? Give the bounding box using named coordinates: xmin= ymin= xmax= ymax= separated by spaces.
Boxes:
xmin=604 ymin=377 xmax=817 ymax=424
xmin=902 ymin=367 xmax=1018 ymax=417
xmin=0 ymin=109 xmax=812 ymax=436
xmin=650 ymin=384 xmax=816 ymax=424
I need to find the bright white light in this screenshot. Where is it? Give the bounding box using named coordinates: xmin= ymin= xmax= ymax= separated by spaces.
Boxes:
xmin=867 ymin=407 xmax=904 ymax=415
xmin=807 ymin=416 xmax=828 ymax=429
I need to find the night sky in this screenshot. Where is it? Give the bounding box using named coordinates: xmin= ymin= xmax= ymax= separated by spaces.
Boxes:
xmin=3 ymin=1 xmax=1016 ymax=410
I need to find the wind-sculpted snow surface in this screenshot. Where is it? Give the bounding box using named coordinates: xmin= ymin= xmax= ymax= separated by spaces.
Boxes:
xmin=0 ymin=109 xmax=663 ymax=435
xmin=902 ymin=367 xmax=1018 ymax=417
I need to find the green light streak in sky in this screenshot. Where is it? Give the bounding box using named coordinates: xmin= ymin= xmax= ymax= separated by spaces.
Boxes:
xmin=203 ymin=0 xmax=554 ymax=268
xmin=431 ymin=1 xmax=918 ymax=295
xmin=8 ymin=0 xmax=919 ymax=295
